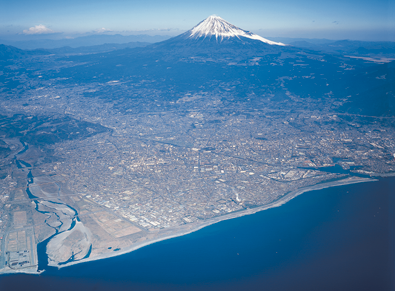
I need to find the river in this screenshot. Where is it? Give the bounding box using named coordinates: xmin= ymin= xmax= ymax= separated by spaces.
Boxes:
xmin=14 ymin=142 xmax=86 ymax=270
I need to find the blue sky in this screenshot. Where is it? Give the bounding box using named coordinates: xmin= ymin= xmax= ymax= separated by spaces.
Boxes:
xmin=0 ymin=0 xmax=394 ymax=41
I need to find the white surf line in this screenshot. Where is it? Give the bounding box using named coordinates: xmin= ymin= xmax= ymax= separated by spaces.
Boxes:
xmin=58 ymin=176 xmax=376 ymax=269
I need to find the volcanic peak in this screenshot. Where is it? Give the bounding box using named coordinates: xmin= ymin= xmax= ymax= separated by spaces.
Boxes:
xmin=189 ymin=15 xmax=285 ymax=46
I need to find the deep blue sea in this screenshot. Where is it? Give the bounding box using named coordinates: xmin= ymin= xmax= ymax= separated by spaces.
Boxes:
xmin=1 ymin=177 xmax=394 ymax=291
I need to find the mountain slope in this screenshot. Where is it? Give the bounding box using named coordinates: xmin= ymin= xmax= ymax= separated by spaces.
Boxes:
xmin=0 ymin=44 xmax=48 ymax=61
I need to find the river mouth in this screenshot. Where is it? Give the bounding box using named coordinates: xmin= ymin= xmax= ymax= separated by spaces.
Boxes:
xmin=37 ymin=235 xmax=56 ymax=272
xmin=15 ymin=142 xmax=91 ymax=271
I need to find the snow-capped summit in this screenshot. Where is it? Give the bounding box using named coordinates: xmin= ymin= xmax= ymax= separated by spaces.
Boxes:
xmin=147 ymin=14 xmax=291 ymax=58
xmin=188 ymin=15 xmax=285 ymax=46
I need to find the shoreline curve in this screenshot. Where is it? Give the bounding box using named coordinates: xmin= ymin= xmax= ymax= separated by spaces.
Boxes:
xmin=54 ymin=176 xmax=376 ymax=270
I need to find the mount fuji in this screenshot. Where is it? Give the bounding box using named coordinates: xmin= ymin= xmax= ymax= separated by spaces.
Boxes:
xmin=186 ymin=15 xmax=285 ymax=45
xmin=147 ymin=15 xmax=293 ymax=58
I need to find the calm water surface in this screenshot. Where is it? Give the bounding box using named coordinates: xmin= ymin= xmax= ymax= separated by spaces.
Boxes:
xmin=1 ymin=177 xmax=394 ymax=291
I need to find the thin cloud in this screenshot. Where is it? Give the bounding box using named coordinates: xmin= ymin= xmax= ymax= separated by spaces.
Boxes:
xmin=94 ymin=27 xmax=113 ymax=33
xmin=23 ymin=24 xmax=55 ymax=35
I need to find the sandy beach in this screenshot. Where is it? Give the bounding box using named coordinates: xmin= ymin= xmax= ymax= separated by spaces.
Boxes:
xmin=57 ymin=176 xmax=376 ymax=269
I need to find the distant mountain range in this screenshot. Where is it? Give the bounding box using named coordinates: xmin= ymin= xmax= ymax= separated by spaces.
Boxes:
xmin=0 ymin=34 xmax=171 ymax=50
xmin=286 ymin=39 xmax=395 ymax=57
xmin=45 ymin=42 xmax=151 ymax=54
xmin=0 ymin=44 xmax=49 ymax=61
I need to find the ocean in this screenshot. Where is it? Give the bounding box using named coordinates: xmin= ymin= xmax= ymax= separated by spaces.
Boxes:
xmin=1 ymin=177 xmax=394 ymax=291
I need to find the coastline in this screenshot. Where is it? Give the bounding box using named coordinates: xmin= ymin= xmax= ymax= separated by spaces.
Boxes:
xmin=0 ymin=268 xmax=43 ymax=276
xmin=372 ymin=172 xmax=395 ymax=177
xmin=56 ymin=176 xmax=376 ymax=270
